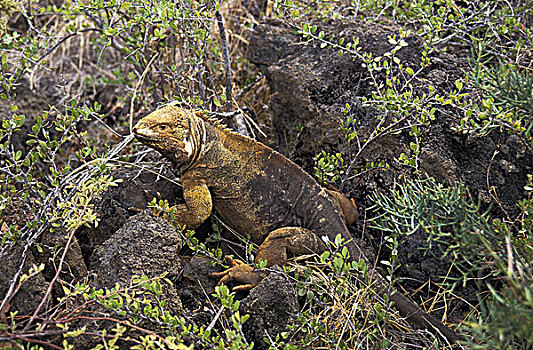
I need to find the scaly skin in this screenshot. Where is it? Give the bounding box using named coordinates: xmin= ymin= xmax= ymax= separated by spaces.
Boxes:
xmin=133 ymin=105 xmax=461 ymax=343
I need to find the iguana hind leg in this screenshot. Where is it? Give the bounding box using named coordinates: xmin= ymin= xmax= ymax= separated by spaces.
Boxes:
xmin=324 ymin=186 xmax=359 ymax=225
xmin=255 ymin=227 xmax=325 ymax=266
xmin=211 ymin=227 xmax=325 ymax=290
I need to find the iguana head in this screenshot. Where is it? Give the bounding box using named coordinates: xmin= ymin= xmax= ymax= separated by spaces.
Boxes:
xmin=133 ymin=105 xmax=204 ymax=170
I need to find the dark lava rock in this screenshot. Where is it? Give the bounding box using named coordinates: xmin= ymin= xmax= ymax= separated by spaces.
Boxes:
xmin=63 ymin=210 xmax=185 ymax=349
xmin=246 ymin=17 xmax=532 ymax=319
xmin=240 ymin=268 xmax=298 ymax=349
xmin=0 ymin=245 xmax=48 ymax=317
xmin=247 ymin=19 xmax=531 ymax=217
xmin=247 ymin=18 xmax=446 ymax=163
xmin=181 ymin=256 xmax=221 ymax=297
xmin=179 ymin=259 xmax=298 ymax=350
xmin=76 ymin=165 xmax=181 ymax=267
xmin=37 ymin=227 xmax=88 ymax=285
xmin=90 ymin=209 xmax=183 ymax=314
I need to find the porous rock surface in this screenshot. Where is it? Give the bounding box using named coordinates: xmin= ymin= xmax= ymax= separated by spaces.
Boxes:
xmin=246 ymin=17 xmax=532 ymax=311
xmin=90 ymin=209 xmax=183 ymax=314
xmin=247 ymin=18 xmax=531 ymax=216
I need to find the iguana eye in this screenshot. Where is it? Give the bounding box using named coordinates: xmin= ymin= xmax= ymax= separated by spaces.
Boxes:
xmin=156 ymin=124 xmax=168 ymax=132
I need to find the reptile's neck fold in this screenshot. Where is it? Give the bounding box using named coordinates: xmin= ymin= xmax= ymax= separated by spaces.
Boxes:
xmin=179 ymin=115 xmax=206 ymax=173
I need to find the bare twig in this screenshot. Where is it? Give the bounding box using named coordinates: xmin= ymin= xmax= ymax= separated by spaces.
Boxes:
xmin=206 ymin=305 xmax=225 ymax=333
xmin=1 ymin=334 xmax=63 ymax=350
xmin=129 ymin=52 xmax=160 ymax=133
xmin=216 ymin=9 xmax=233 ymax=112
xmin=31 ymin=28 xmax=101 ymax=71
xmin=23 ymin=228 xmax=77 ymax=332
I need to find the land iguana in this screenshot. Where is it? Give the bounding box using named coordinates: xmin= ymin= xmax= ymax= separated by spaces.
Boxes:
xmin=133 ymin=105 xmax=461 ymax=342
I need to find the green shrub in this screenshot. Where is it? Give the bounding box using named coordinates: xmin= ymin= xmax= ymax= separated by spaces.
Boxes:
xmin=369 ymin=177 xmax=533 ymax=349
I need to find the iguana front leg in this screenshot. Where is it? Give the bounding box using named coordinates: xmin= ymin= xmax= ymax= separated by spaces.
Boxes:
xmin=171 ymin=174 xmax=212 ymax=229
xmin=211 ymin=227 xmax=325 ymax=290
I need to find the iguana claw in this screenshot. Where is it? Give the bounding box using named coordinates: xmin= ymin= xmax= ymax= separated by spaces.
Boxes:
xmin=210 ymin=256 xmax=264 ymax=291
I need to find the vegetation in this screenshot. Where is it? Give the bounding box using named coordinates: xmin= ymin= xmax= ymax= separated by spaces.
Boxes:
xmin=1 ymin=0 xmax=531 ymax=349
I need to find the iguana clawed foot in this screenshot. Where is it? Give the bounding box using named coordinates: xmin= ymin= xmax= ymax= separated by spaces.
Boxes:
xmin=210 ymin=256 xmax=264 ymax=291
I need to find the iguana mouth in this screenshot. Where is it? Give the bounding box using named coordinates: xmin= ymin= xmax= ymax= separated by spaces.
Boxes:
xmin=134 ymin=133 xmax=157 ymax=143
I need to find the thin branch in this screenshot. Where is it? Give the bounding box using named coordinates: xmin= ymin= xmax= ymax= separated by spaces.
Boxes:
xmin=23 ymin=228 xmax=77 ymax=332
xmin=128 ymin=52 xmax=160 ymax=133
xmin=1 ymin=334 xmax=63 ymax=350
xmin=31 ymin=28 xmax=101 ymax=71
xmin=215 ymin=9 xmax=232 ymax=112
